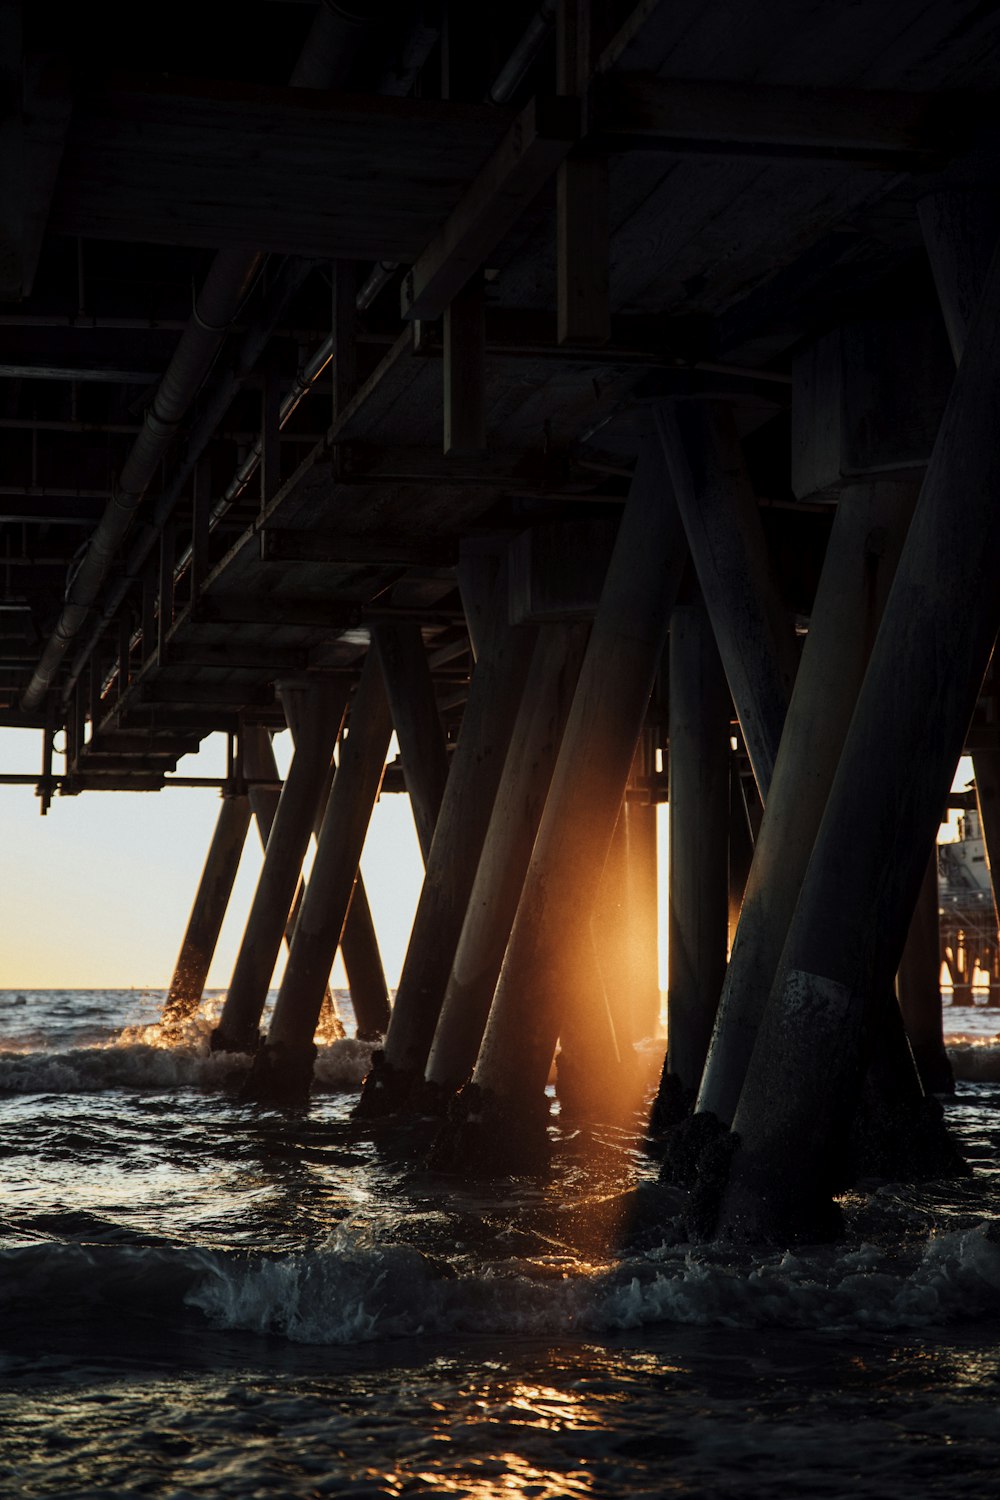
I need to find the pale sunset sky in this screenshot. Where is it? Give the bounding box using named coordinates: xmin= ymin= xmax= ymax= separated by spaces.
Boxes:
xmin=0 ymin=726 xmax=426 ymax=990
xmin=0 ymin=725 xmax=673 ymax=992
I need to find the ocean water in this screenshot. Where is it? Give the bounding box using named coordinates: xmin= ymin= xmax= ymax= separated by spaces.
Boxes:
xmin=3 ymin=990 xmax=1000 ymax=1497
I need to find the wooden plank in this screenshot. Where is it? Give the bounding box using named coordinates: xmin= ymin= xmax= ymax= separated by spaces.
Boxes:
xmin=0 ymin=497 xmax=104 ymax=524
xmin=401 ymin=94 xmax=581 ymax=322
xmin=0 ymin=2 xmax=22 ymax=301
xmin=157 ymin=521 xmax=176 ymax=667
xmin=139 ymin=681 xmax=277 ymax=707
xmin=557 ymin=154 xmax=611 ymax=345
xmin=166 ymin=641 xmax=311 ymax=671
xmin=443 ymin=274 xmax=486 ymax=456
xmin=52 ymin=76 xmax=508 ymax=260
xmin=191 ymin=453 xmax=211 ymax=601
xmin=331 ymin=261 xmax=358 ymax=422
xmin=20 ymin=61 xmax=74 ymax=297
xmin=261 ymin=530 xmax=458 ymax=567
xmin=193 ymin=596 xmax=363 ymax=630
xmin=590 ymin=74 xmax=972 ymax=168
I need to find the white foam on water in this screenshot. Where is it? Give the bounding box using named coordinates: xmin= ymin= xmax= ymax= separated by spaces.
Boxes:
xmin=184 ymin=1220 xmax=1000 ymax=1346
xmin=0 ymin=1031 xmax=378 ymax=1094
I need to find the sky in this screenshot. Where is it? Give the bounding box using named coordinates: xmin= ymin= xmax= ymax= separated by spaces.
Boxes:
xmin=0 ymin=725 xmax=672 ymax=992
xmin=0 ymin=726 xmax=427 ymax=990
xmin=1 ymin=717 xmax=967 ymax=994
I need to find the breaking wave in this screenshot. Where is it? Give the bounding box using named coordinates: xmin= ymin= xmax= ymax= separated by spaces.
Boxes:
xmin=7 ymin=1220 xmax=1000 ymax=1347
xmin=0 ymin=1033 xmax=378 ymax=1095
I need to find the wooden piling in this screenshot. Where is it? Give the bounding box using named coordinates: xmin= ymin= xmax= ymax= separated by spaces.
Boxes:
xmin=211 ymin=681 xmax=345 ymax=1054
xmin=162 ymin=792 xmax=251 ymax=1027
xmin=696 ymin=478 xmax=920 ymax=1127
xmin=357 ymin=562 xmax=538 ymax=1115
xmin=248 ymin=652 xmax=392 ymax=1099
xmin=241 ymin=721 xmax=343 ymax=1039
xmin=665 ymin=594 xmax=730 ymax=1103
xmin=372 ymin=620 xmax=448 ymax=863
xmin=715 ymin=241 xmax=1000 ymax=1242
xmin=444 ymin=431 xmax=687 ymax=1168
xmin=896 ymin=853 xmax=954 ymax=1095
xmin=655 ymin=403 xmax=797 ymax=799
xmin=422 ymin=621 xmax=589 ymax=1098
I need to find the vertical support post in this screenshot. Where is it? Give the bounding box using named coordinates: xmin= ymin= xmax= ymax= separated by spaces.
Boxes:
xmin=664 ymin=593 xmax=730 ymax=1104
xmin=625 ymin=764 xmax=662 ymax=1040
xmin=974 ymin=748 xmax=1000 ymax=936
xmin=117 ymin=613 xmax=131 ymax=702
xmin=372 ymin=619 xmax=448 ymax=862
xmin=728 ymin=756 xmax=754 ymax=954
xmin=247 ymin=653 xmax=393 ymax=1099
xmin=357 ymin=559 xmax=539 ymax=1115
xmin=332 ymin=260 xmax=358 ymax=422
xmin=283 ymin=690 xmax=392 ymax=1043
xmin=446 ymin=431 xmax=687 ymax=1167
xmin=920 ymin=190 xmax=1000 ymax=940
xmin=191 ymin=451 xmax=211 ymax=602
xmin=457 ymin=537 xmax=502 ymax=660
xmin=696 ymin=479 xmax=920 ymax=1127
xmin=211 ymin=681 xmax=346 ymax=1053
xmin=157 ymin=520 xmax=175 ymax=667
xmin=241 ymin=719 xmax=343 ymax=1036
xmin=443 ymin=273 xmax=486 ymax=457
xmin=141 ymin=559 xmax=157 ymax=667
xmin=715 ymin=242 xmax=1000 ymax=1242
xmin=897 ymin=852 xmax=953 ymax=1095
xmin=88 ymin=648 xmax=103 ymax=739
xmin=423 ymin=621 xmax=589 ymax=1098
xmin=162 ymin=792 xmax=253 ymax=1028
xmin=339 ymin=881 xmax=392 ymax=1040
xmin=556 ymin=0 xmax=609 ymax=348
xmin=260 ymin=363 xmax=281 ymax=512
xmin=655 ymin=403 xmax=798 ymax=799
xmin=68 ymin=687 xmax=84 ymax=772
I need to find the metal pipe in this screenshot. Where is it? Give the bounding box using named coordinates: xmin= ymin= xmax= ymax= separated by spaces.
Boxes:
xmin=488 ymin=0 xmax=556 ymax=105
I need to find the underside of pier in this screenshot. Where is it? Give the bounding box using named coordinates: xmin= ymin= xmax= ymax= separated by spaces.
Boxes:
xmin=5 ymin=0 xmax=1000 ymax=1241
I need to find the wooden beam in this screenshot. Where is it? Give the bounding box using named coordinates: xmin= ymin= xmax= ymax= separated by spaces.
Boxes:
xmin=193 ymin=596 xmax=363 ymax=630
xmin=401 ymin=94 xmax=580 ymax=323
xmin=157 ymin=520 xmax=176 ymax=667
xmin=166 ymin=641 xmax=311 ymax=672
xmin=191 ymin=452 xmax=211 ymax=602
xmin=557 ymin=154 xmax=610 ymax=346
xmin=443 ymin=274 xmax=486 ymax=456
xmin=53 ymin=77 xmax=509 ymax=261
xmin=138 ymin=681 xmax=277 ymax=707
xmin=0 ymin=497 xmax=105 ymax=525
xmin=331 ymin=261 xmax=358 ymax=422
xmin=590 ymin=74 xmax=970 ymax=169
xmin=260 ymin=529 xmax=458 ymax=567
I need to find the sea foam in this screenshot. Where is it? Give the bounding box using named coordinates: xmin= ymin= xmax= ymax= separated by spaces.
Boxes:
xmin=0 ymin=1035 xmax=378 ymax=1095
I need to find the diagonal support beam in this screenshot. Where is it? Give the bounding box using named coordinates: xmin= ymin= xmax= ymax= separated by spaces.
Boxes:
xmin=401 ymin=94 xmax=580 ymax=323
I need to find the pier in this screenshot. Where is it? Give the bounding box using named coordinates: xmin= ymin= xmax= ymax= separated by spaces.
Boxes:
xmin=5 ymin=0 xmax=1000 ymax=1243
